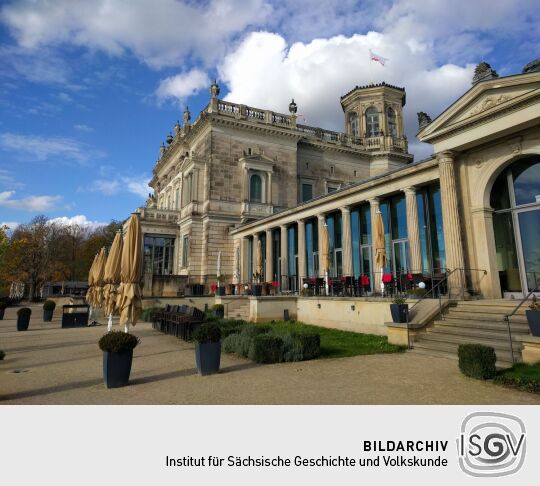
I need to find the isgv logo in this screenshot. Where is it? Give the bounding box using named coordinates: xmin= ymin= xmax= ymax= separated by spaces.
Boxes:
xmin=457 ymin=412 xmax=526 ymax=477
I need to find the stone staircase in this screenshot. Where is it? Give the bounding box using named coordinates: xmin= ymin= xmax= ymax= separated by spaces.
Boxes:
xmin=223 ymin=298 xmax=251 ymax=321
xmin=411 ymin=300 xmax=530 ymax=367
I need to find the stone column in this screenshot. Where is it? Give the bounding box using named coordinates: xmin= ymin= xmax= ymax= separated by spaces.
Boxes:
xmin=265 ymin=229 xmax=273 ymax=282
xmin=403 ymin=187 xmax=422 ymax=273
xmin=252 ymin=233 xmax=260 ymax=282
xmin=341 ymin=206 xmax=353 ymax=276
xmin=437 ymin=151 xmax=465 ymax=297
xmin=297 ymin=219 xmax=306 ymax=286
xmin=317 ymin=214 xmax=326 ymax=277
xmin=369 ymin=198 xmax=382 ymax=292
xmin=240 ymin=237 xmax=249 ymax=284
xmin=280 ymin=224 xmax=289 ymax=290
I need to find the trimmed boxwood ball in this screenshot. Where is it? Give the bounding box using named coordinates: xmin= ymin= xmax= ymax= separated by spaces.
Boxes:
xmin=43 ymin=300 xmax=56 ymax=311
xmin=17 ymin=307 xmax=31 ymax=318
xmin=458 ymin=343 xmax=497 ymax=380
xmin=99 ymin=331 xmax=140 ymax=353
xmin=192 ymin=323 xmax=221 ymax=343
xmin=249 ymin=334 xmax=284 ymax=363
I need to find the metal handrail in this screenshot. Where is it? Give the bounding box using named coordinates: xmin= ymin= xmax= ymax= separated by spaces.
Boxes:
xmin=503 ymin=283 xmax=540 ymax=364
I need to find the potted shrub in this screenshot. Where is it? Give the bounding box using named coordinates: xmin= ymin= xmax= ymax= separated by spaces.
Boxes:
xmin=0 ymin=301 xmax=7 ymax=320
xmin=216 ymin=275 xmax=226 ymax=296
xmin=17 ymin=307 xmax=31 ymax=331
xmin=526 ymin=296 xmax=540 ymax=337
xmin=211 ymin=304 xmax=225 ymax=319
xmin=43 ymin=300 xmax=56 ymax=322
xmin=390 ymin=296 xmax=408 ymax=323
xmin=251 ymin=272 xmax=262 ymax=296
xmin=98 ymin=331 xmax=140 ymax=388
xmin=193 ymin=323 xmax=221 ymax=375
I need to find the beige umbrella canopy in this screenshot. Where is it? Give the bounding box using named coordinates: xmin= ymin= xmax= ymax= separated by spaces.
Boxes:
xmin=118 ymin=214 xmax=143 ymax=330
xmin=374 ymin=210 xmax=387 ymax=293
xmin=86 ymin=253 xmax=98 ymax=307
xmin=321 ymin=223 xmax=332 ymax=274
xmin=103 ymin=231 xmax=123 ymax=317
xmin=255 ymin=239 xmax=263 ymax=281
xmin=93 ymin=247 xmax=107 ymax=310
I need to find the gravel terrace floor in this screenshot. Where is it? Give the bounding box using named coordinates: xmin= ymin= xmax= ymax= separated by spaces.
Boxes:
xmin=1 ymin=305 xmax=539 ymax=405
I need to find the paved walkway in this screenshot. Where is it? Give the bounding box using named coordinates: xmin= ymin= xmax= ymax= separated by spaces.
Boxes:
xmin=1 ymin=305 xmax=539 ymax=405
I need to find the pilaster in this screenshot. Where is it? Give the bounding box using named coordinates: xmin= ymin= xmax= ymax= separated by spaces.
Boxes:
xmin=403 ymin=187 xmax=422 ymax=273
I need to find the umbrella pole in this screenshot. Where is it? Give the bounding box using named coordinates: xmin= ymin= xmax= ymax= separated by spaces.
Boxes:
xmin=325 ymin=270 xmax=329 ymax=296
xmin=107 ymin=314 xmax=113 ymax=332
xmin=124 ymin=322 xmax=129 ymax=333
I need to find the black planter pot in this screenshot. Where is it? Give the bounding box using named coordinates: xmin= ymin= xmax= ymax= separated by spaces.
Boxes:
xmin=252 ymin=285 xmax=262 ymax=297
xmin=17 ymin=315 xmax=30 ymax=331
xmin=0 ymin=308 xmax=4 ymax=320
xmin=103 ymin=350 xmax=133 ymax=388
xmin=526 ymin=310 xmax=540 ymax=337
xmin=390 ymin=303 xmax=409 ymax=323
xmin=217 ymin=286 xmax=225 ymax=296
xmin=43 ymin=309 xmax=54 ymax=322
xmin=195 ymin=341 xmax=221 ymax=376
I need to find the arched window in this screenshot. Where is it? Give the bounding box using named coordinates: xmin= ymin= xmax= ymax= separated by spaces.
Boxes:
xmin=365 ymin=107 xmax=379 ymax=137
xmin=387 ymin=107 xmax=397 ymax=137
xmin=350 ymin=113 xmax=359 ymax=138
xmin=250 ymin=173 xmax=263 ymax=203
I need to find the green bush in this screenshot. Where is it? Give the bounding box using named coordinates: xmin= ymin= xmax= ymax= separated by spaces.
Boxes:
xmin=241 ymin=324 xmax=271 ymax=338
xmin=296 ymin=333 xmax=321 ymax=360
xmin=281 ymin=333 xmax=304 ymax=361
xmin=43 ymin=300 xmax=56 ymax=311
xmin=17 ymin=307 xmax=31 ymax=318
xmin=458 ymin=344 xmax=497 ymax=380
xmin=99 ymin=331 xmax=140 ymax=353
xmin=249 ymin=334 xmax=284 ymax=363
xmin=192 ymin=323 xmax=221 ymax=343
xmin=222 ymin=333 xmax=243 ymax=355
xmin=0 ymin=350 xmax=5 ymax=360
xmin=210 ymin=304 xmax=224 ymax=312
xmin=392 ymin=296 xmax=407 ymax=305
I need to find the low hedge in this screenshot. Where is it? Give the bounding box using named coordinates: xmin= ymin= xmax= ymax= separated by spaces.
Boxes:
xmin=193 ymin=323 xmax=221 ymax=343
xmin=458 ymin=343 xmax=497 ymax=380
xmin=249 ymin=334 xmax=284 ymax=363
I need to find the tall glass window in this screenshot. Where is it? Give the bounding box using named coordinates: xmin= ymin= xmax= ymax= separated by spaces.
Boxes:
xmin=144 ymin=235 xmax=175 ymax=275
xmin=247 ymin=237 xmax=253 ymax=282
xmin=260 ymin=232 xmax=267 ymax=282
xmin=272 ymin=229 xmax=280 ymax=282
xmin=365 ymin=107 xmax=380 ymax=137
xmin=301 ymin=183 xmax=313 ymax=202
xmin=181 ymin=235 xmax=189 ymax=268
xmin=305 ymin=218 xmax=318 ymax=277
xmin=288 ymin=226 xmax=298 ymax=289
xmin=387 ymin=107 xmax=397 ymax=137
xmin=175 ymin=187 xmax=180 ymax=210
xmin=350 ymin=112 xmax=359 ymax=137
xmin=325 ymin=212 xmax=342 ymax=277
xmin=417 ymin=184 xmax=446 ymax=273
xmin=250 ymin=173 xmax=263 ymax=203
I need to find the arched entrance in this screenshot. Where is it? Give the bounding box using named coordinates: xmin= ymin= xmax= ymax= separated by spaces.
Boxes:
xmin=491 ymin=155 xmax=540 ymax=295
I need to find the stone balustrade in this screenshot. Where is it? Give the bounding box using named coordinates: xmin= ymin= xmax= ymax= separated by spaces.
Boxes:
xmin=138 ymin=207 xmax=179 ymax=223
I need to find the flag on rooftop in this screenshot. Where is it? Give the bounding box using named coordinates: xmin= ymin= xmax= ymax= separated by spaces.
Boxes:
xmin=369 ymin=49 xmax=388 ymax=66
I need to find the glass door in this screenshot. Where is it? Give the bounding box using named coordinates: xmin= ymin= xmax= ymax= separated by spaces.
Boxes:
xmin=516 ymin=208 xmax=540 ymax=292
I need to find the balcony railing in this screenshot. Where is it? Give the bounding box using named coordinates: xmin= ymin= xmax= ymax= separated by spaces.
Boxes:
xmin=137 ymin=207 xmax=179 ymax=223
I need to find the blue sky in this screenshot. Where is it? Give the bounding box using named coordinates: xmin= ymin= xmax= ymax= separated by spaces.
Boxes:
xmin=0 ymin=0 xmax=539 ymax=229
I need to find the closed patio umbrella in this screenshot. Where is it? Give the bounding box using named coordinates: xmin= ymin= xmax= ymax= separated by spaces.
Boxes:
xmin=255 ymin=239 xmax=263 ymax=283
xmin=93 ymin=247 xmax=107 ymax=311
xmin=103 ymin=230 xmax=123 ymax=332
xmin=216 ymin=250 xmax=222 ymax=288
xmin=321 ymin=223 xmax=331 ymax=295
xmin=86 ymin=253 xmax=98 ymax=309
xmin=374 ymin=210 xmax=387 ymax=294
xmin=118 ymin=214 xmax=143 ymax=333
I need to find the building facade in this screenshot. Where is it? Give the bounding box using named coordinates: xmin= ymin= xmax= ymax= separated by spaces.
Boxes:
xmin=135 ymin=59 xmax=540 ymax=300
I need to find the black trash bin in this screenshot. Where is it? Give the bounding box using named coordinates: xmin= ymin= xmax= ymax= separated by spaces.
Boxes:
xmin=62 ymin=304 xmax=90 ymax=328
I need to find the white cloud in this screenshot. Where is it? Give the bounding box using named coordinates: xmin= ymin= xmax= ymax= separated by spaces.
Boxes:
xmin=0 ymin=169 xmax=24 ymax=189
xmin=0 ymin=221 xmax=20 ymax=232
xmin=48 ymin=214 xmax=106 ymax=230
xmin=86 ymin=174 xmax=151 ymax=199
xmin=0 ymin=191 xmax=62 ymax=211
xmin=73 ymin=124 xmax=93 ymax=132
xmin=0 ymin=132 xmax=104 ymax=164
xmin=155 ymin=68 xmax=210 ymax=104
xmin=0 ymin=0 xmax=272 ymax=69
xmin=219 ymin=31 xmax=475 ymax=160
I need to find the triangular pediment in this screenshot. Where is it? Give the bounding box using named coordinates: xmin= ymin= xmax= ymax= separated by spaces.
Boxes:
xmin=418 ymin=71 xmax=540 ymax=143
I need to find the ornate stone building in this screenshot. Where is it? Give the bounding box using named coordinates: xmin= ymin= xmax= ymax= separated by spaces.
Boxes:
xmin=135 ymin=57 xmax=540 ymax=302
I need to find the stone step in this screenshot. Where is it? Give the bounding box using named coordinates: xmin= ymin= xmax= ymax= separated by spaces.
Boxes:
xmin=412 ymin=340 xmax=516 ymax=367
xmin=427 ymin=325 xmax=528 ymax=343
xmin=432 ymin=319 xmax=530 ymax=333
xmin=453 ymin=304 xmax=527 ymax=314
xmin=446 ymin=311 xmax=527 ymax=323
xmin=417 ymin=331 xmax=522 ymax=353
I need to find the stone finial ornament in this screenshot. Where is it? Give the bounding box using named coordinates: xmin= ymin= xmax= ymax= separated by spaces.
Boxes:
xmin=166 ymin=132 xmax=173 ymax=145
xmin=160 ymin=143 xmax=166 ymax=158
xmin=183 ymin=106 xmax=191 ymax=124
xmin=174 ymin=120 xmax=180 ymax=135
xmin=210 ymin=79 xmax=220 ymax=98
xmin=417 ymin=112 xmax=432 ymax=130
xmin=289 ymin=98 xmax=298 ymax=114
xmin=472 ymin=62 xmax=499 ymax=84
xmin=522 ymin=57 xmax=540 ymax=74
